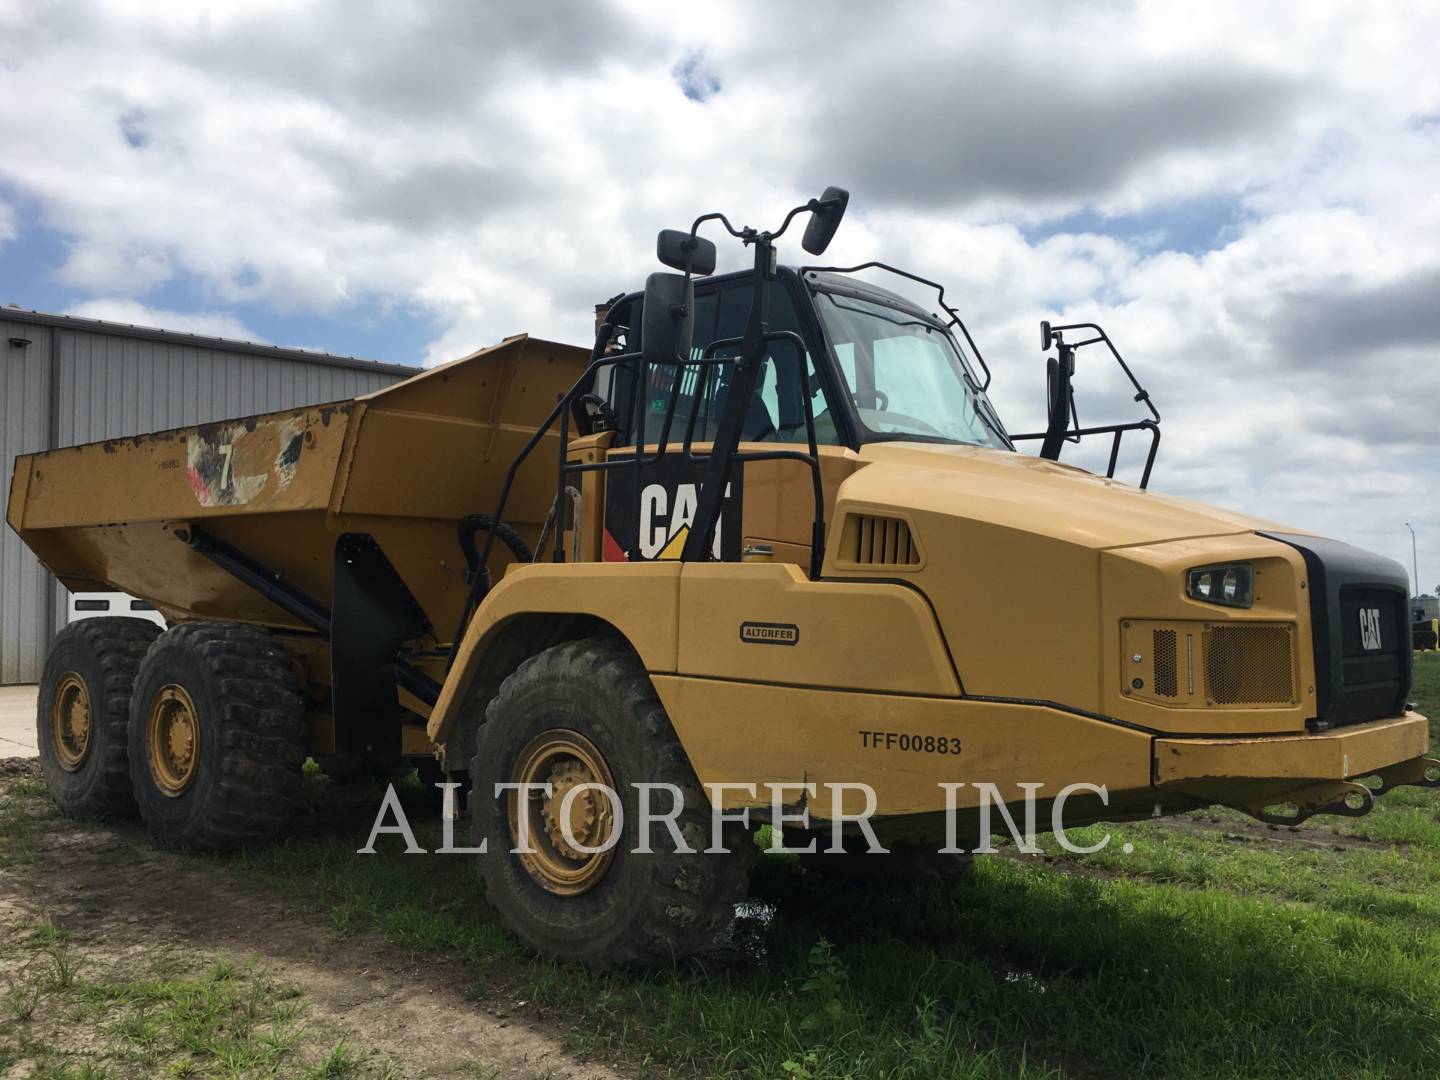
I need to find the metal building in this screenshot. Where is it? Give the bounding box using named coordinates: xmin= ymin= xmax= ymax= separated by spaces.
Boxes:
xmin=2 ymin=308 xmax=416 ymax=683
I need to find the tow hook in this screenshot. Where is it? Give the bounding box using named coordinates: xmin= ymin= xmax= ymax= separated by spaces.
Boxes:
xmin=1367 ymin=756 xmax=1440 ymax=796
xmin=1236 ymin=779 xmax=1374 ymax=827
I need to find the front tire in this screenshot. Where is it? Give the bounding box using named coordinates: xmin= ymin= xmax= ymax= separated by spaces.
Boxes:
xmin=36 ymin=618 xmax=161 ymax=820
xmin=471 ymin=637 xmax=753 ymax=968
xmin=128 ymin=622 xmax=306 ymax=852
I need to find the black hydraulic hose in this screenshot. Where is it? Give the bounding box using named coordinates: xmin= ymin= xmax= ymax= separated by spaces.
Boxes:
xmin=456 ymin=515 xmax=533 ymax=582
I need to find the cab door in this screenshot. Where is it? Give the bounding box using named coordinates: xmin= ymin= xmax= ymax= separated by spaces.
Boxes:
xmin=598 ymin=276 xmax=850 ymax=569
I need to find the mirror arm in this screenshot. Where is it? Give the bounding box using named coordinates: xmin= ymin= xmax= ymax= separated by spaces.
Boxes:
xmin=770 ymin=198 xmax=820 ymax=241
xmin=689 ymin=192 xmax=847 ymax=251
xmin=689 ymin=210 xmax=747 ymax=242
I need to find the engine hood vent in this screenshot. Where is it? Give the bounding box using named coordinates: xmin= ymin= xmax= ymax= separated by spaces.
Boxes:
xmin=840 ymin=513 xmax=922 ymax=567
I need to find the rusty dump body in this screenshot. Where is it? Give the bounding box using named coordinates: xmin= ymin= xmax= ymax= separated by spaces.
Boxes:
xmin=7 ymin=333 xmax=589 ymax=754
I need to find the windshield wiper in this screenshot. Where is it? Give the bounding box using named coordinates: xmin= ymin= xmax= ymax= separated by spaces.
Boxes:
xmin=824 ymin=292 xmax=945 ymax=333
xmin=863 ymin=432 xmax=969 ymax=446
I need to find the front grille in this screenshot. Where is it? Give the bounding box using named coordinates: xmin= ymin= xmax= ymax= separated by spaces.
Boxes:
xmin=1152 ymin=629 xmax=1178 ymax=697
xmin=1202 ymin=625 xmax=1294 ymax=705
xmin=1258 ymin=532 xmax=1411 ymax=729
xmin=1122 ymin=620 xmax=1295 ymax=709
xmin=1336 ymin=587 xmax=1407 ymax=724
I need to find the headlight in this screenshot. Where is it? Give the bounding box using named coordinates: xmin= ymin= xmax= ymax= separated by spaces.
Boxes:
xmin=1186 ymin=563 xmax=1253 ymax=608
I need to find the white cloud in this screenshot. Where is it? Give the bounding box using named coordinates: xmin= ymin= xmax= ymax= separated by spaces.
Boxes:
xmin=64 ymin=298 xmax=267 ymax=343
xmin=0 ymin=0 xmax=1437 ymax=587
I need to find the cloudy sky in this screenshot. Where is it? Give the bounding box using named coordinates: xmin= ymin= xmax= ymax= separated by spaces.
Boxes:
xmin=1 ymin=0 xmax=1436 ymax=590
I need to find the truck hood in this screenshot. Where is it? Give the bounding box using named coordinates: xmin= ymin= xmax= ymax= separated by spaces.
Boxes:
xmin=853 ymin=442 xmax=1306 ymax=550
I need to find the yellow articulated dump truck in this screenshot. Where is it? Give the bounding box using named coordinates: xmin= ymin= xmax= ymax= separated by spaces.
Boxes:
xmin=8 ymin=188 xmax=1434 ymax=967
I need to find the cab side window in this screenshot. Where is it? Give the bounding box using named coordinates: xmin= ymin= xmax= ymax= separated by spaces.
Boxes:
xmin=625 ymin=281 xmax=840 ymax=446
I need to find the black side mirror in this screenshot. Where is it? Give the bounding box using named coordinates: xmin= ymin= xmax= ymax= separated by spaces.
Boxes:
xmin=641 ymin=272 xmax=695 ymax=365
xmin=656 ymin=229 xmax=717 ymax=276
xmin=1040 ymin=319 xmax=1053 ymax=350
xmin=1039 ymin=339 xmax=1075 ymax=461
xmin=801 ymin=185 xmax=850 ymax=255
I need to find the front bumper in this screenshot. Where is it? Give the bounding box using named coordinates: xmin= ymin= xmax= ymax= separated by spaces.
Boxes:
xmin=1154 ymin=711 xmax=1436 ymax=824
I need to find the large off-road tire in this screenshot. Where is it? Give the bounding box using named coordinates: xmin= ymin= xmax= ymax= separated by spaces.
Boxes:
xmin=127 ymin=622 xmax=306 ymax=852
xmin=36 ymin=618 xmax=161 ymax=820
xmin=471 ymin=637 xmax=754 ymax=968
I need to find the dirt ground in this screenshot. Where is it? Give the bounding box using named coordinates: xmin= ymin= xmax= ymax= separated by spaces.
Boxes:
xmin=0 ymin=687 xmax=38 ymax=758
xmin=0 ymin=759 xmax=625 ymax=1080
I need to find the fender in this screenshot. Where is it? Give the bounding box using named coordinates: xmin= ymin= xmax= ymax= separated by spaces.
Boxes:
xmin=427 ymin=562 xmax=683 ymax=747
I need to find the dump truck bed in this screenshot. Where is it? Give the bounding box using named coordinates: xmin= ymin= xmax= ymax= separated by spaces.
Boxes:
xmin=6 ymin=334 xmax=589 ymax=640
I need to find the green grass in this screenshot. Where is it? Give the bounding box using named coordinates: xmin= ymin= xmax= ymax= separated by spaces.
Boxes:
xmin=4 ymin=654 xmax=1439 ymax=1079
xmin=232 ymin=816 xmax=1440 ymax=1078
xmin=0 ymin=916 xmax=398 ymax=1078
xmin=0 ymin=776 xmax=57 ymax=871
xmin=1415 ymin=647 xmax=1440 ymax=744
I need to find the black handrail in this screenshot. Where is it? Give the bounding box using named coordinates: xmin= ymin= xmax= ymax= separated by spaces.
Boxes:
xmin=1011 ymin=420 xmax=1162 ymax=489
xmin=562 ymin=333 xmax=823 ymax=572
xmin=1010 ymin=321 xmax=1162 ymax=490
xmin=445 ymin=337 xmax=827 ymax=669
xmin=446 ymin=351 xmax=626 ymax=669
xmin=800 ymin=260 xmax=992 ymax=391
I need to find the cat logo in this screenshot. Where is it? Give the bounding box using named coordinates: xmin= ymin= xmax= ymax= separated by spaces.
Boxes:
xmin=637 ymin=480 xmax=733 ymax=560
xmin=603 ymin=458 xmax=743 ymax=562
xmin=1359 ymin=607 xmax=1384 ymax=651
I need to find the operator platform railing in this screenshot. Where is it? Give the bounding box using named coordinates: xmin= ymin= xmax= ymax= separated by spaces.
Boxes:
xmin=446 ymin=333 xmax=825 ymax=668
xmin=1009 ymin=321 xmax=1162 ymax=490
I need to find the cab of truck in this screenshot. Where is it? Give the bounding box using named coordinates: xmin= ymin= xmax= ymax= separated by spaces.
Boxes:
xmin=590 ymin=267 xmax=1008 ymax=454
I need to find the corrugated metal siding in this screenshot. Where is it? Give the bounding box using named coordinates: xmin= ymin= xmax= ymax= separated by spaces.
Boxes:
xmin=2 ymin=321 xmax=409 ymax=683
xmin=51 ymin=329 xmax=395 ymax=447
xmin=2 ymin=324 xmax=54 ymax=684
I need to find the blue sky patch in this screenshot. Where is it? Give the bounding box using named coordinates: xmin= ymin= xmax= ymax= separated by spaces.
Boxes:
xmin=0 ymin=196 xmax=431 ymax=365
xmin=119 ymin=109 xmax=148 ymax=149
xmin=672 ymin=52 xmax=720 ymax=103
xmin=1021 ymin=194 xmax=1246 ymax=256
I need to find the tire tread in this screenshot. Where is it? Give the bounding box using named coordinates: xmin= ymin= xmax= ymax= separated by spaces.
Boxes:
xmin=472 ymin=637 xmax=754 ymax=968
xmin=129 ymin=621 xmax=305 ymax=852
xmin=37 ymin=617 xmax=162 ymax=819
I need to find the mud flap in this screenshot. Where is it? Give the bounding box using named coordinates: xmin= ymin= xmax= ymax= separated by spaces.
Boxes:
xmin=332 ymin=533 xmax=431 ymax=758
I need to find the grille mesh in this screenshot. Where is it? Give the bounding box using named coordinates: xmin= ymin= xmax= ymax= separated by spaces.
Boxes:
xmin=1152 ymin=629 xmax=1178 ymax=697
xmin=1203 ymin=625 xmax=1293 ymax=704
xmin=850 ymin=515 xmax=920 ymax=566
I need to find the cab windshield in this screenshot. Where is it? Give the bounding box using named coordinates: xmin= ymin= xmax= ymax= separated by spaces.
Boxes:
xmin=815 ymin=289 xmax=1009 ymax=448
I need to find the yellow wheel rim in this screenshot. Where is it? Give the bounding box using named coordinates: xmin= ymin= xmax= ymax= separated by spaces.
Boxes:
xmin=146 ymin=684 xmax=200 ymax=797
xmin=510 ymin=730 xmax=619 ymax=896
xmin=51 ymin=673 xmax=92 ymax=772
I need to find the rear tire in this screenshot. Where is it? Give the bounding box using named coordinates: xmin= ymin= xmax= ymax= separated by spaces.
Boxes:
xmin=36 ymin=618 xmax=161 ymax=820
xmin=128 ymin=622 xmax=306 ymax=852
xmin=471 ymin=637 xmax=753 ymax=968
